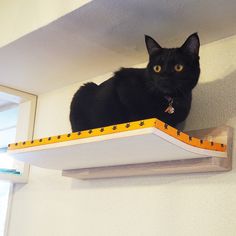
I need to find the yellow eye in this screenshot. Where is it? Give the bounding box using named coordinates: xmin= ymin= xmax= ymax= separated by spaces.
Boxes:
xmin=153 ymin=65 xmax=161 ymax=73
xmin=174 ymin=64 xmax=184 ymax=72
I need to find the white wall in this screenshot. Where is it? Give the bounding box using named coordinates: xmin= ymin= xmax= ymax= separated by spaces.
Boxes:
xmin=8 ymin=35 xmax=236 ymax=236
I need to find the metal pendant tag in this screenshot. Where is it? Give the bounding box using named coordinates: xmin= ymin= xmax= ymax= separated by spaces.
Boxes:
xmin=165 ymin=105 xmax=175 ymax=114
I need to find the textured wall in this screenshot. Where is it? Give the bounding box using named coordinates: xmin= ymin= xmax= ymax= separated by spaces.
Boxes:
xmin=8 ymin=35 xmax=236 ymax=236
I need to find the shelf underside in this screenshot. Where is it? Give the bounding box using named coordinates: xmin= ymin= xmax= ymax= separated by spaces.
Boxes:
xmin=62 ymin=156 xmax=228 ymax=180
xmin=63 ymin=125 xmax=233 ymax=180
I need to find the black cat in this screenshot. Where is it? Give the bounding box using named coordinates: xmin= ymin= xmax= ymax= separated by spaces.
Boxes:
xmin=70 ymin=33 xmax=200 ymax=132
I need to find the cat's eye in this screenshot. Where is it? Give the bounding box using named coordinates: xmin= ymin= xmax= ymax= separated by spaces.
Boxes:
xmin=153 ymin=65 xmax=161 ymax=73
xmin=174 ymin=64 xmax=184 ymax=72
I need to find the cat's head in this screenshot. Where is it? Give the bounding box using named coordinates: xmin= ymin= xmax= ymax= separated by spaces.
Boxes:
xmin=145 ymin=33 xmax=200 ymax=97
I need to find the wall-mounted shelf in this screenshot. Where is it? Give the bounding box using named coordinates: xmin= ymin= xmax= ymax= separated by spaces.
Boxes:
xmin=7 ymin=118 xmax=232 ymax=180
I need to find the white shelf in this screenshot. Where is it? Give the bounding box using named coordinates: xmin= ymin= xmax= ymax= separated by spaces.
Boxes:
xmin=7 ymin=119 xmax=232 ymax=180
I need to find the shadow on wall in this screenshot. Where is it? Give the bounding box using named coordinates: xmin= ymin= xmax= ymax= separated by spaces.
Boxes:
xmin=185 ymin=70 xmax=236 ymax=130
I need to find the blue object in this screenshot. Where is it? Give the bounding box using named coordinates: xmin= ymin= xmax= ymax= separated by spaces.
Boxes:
xmin=0 ymin=147 xmax=8 ymax=153
xmin=0 ymin=168 xmax=21 ymax=175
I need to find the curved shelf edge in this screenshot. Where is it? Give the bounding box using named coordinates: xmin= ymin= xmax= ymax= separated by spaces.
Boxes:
xmin=8 ymin=118 xmax=227 ymax=152
xmin=63 ymin=125 xmax=233 ymax=180
xmin=7 ymin=119 xmax=233 ymax=179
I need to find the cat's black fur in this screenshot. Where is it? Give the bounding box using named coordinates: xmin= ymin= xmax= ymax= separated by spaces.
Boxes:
xmin=70 ymin=33 xmax=200 ymax=132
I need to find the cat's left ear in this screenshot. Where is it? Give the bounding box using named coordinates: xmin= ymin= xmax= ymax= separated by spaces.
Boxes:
xmin=145 ymin=35 xmax=162 ymax=56
xmin=181 ymin=33 xmax=200 ymax=56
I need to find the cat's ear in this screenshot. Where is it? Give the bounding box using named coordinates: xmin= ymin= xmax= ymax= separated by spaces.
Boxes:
xmin=145 ymin=35 xmax=162 ymax=55
xmin=181 ymin=33 xmax=200 ymax=56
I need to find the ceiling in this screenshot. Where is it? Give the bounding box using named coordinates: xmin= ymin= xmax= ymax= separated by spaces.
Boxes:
xmin=0 ymin=0 xmax=236 ymax=95
xmin=0 ymin=0 xmax=92 ymax=48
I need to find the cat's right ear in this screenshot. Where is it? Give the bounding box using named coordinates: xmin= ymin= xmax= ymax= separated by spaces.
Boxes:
xmin=181 ymin=33 xmax=200 ymax=56
xmin=145 ymin=35 xmax=162 ymax=56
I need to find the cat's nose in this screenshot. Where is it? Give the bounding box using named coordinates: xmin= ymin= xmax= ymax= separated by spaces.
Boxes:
xmin=159 ymin=76 xmax=169 ymax=81
xmin=162 ymin=71 xmax=172 ymax=78
xmin=161 ymin=72 xmax=171 ymax=78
